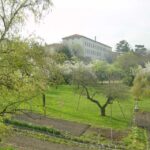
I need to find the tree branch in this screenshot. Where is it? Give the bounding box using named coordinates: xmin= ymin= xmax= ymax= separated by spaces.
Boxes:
xmin=82 ymin=84 xmax=102 ymax=109
xmin=0 ymin=0 xmax=30 ymax=42
xmin=103 ymin=96 xmax=113 ymax=109
xmin=0 ymin=95 xmax=37 ymax=116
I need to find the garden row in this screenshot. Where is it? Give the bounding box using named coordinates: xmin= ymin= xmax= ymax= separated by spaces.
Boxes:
xmin=4 ymin=118 xmax=127 ymax=150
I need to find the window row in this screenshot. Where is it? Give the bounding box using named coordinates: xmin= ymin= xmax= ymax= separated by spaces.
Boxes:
xmin=84 ymin=41 xmax=106 ymax=51
xmin=85 ymin=49 xmax=103 ymax=56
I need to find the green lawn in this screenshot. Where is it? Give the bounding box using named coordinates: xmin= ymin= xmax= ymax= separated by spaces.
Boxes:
xmin=23 ymin=85 xmax=150 ymax=129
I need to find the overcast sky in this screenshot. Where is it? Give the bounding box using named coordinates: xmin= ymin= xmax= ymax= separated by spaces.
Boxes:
xmin=24 ymin=0 xmax=150 ymax=50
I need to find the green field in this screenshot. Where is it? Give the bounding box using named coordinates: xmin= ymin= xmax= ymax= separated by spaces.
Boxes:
xmin=24 ymin=85 xmax=150 ymax=129
xmin=0 ymin=85 xmax=150 ymax=150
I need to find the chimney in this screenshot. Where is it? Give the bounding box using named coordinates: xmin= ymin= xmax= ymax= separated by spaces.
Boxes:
xmin=94 ymin=36 xmax=96 ymax=41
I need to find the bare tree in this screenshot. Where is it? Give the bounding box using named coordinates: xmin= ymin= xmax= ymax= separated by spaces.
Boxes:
xmin=73 ymin=62 xmax=128 ymax=116
xmin=0 ymin=0 xmax=52 ymax=42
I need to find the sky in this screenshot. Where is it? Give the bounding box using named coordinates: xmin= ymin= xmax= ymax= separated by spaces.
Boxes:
xmin=24 ymin=0 xmax=150 ymax=50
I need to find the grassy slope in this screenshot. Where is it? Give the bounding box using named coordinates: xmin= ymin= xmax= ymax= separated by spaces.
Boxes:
xmin=24 ymin=85 xmax=149 ymax=129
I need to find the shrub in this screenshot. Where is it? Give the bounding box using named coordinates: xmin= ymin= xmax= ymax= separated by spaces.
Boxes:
xmin=4 ymin=119 xmax=61 ymax=136
xmin=123 ymin=127 xmax=148 ymax=150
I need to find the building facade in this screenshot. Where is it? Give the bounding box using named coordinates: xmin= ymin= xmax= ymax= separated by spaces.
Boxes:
xmin=63 ymin=34 xmax=112 ymax=60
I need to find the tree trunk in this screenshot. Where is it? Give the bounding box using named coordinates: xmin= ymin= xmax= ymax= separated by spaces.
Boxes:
xmin=42 ymin=93 xmax=46 ymax=107
xmin=101 ymin=107 xmax=106 ymax=116
xmin=42 ymin=93 xmax=46 ymax=116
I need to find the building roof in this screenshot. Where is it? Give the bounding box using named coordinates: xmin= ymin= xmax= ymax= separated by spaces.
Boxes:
xmin=46 ymin=43 xmax=61 ymax=47
xmin=62 ymin=34 xmax=112 ymax=48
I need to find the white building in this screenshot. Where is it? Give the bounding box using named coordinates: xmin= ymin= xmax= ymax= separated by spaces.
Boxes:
xmin=62 ymin=34 xmax=112 ymax=60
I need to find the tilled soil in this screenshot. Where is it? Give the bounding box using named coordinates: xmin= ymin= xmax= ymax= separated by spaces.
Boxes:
xmin=3 ymin=112 xmax=129 ymax=150
xmin=13 ymin=112 xmax=90 ymax=136
xmin=13 ymin=112 xmax=127 ymax=140
xmin=6 ymin=134 xmax=88 ymax=150
xmin=135 ymin=111 xmax=150 ymax=130
xmin=84 ymin=127 xmax=128 ymax=141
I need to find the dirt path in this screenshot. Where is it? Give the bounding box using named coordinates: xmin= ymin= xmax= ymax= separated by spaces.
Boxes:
xmin=13 ymin=113 xmax=90 ymax=136
xmin=6 ymin=134 xmax=88 ymax=150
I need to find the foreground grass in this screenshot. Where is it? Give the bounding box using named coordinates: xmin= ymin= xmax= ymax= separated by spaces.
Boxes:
xmin=22 ymin=85 xmax=149 ymax=129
